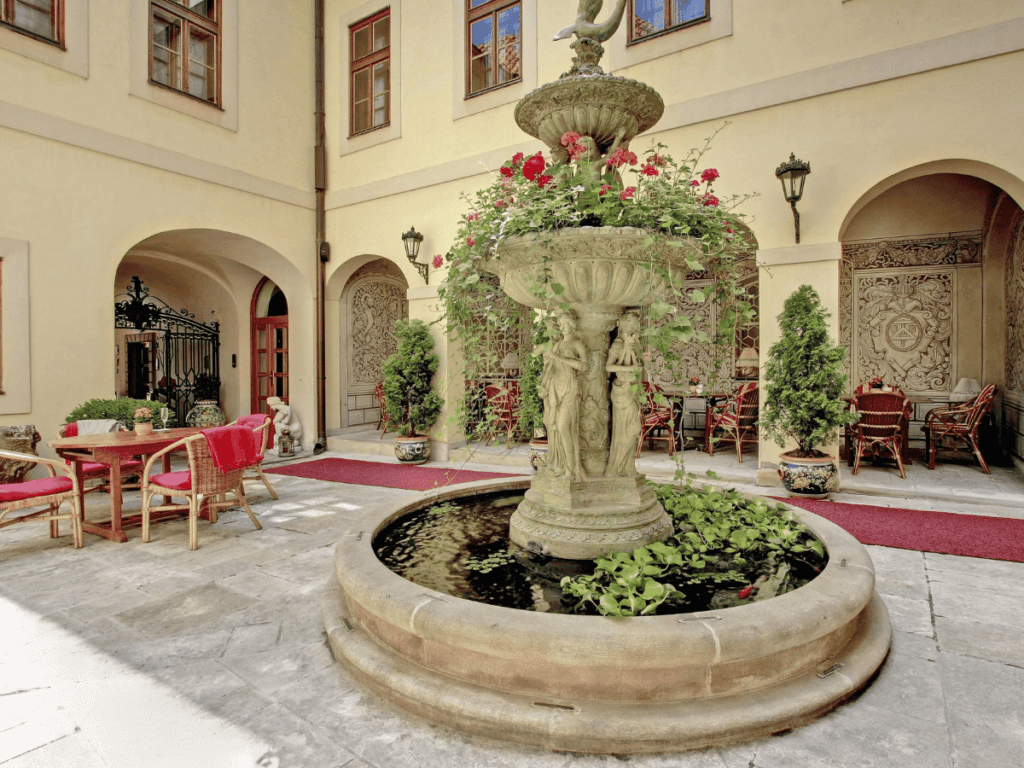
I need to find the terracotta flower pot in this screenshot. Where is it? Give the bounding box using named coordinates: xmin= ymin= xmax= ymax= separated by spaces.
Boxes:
xmin=135 ymin=422 xmax=154 ymax=436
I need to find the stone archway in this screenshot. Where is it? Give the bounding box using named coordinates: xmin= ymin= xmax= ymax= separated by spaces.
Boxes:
xmin=839 ymin=171 xmax=1024 ymax=459
xmin=339 ymin=259 xmax=408 ymax=429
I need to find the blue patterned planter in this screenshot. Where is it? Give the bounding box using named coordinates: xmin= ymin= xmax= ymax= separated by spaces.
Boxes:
xmin=777 ymin=453 xmax=840 ymax=499
xmin=395 ymin=436 xmax=430 ymax=464
xmin=185 ymin=400 xmax=226 ymax=428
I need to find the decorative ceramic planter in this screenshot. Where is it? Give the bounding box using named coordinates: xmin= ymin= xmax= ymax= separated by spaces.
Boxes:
xmin=527 ymin=440 xmax=548 ymax=471
xmin=777 ymin=452 xmax=840 ymax=499
xmin=395 ymin=435 xmax=430 ymax=464
xmin=134 ymin=422 xmax=154 ymax=436
xmin=185 ymin=400 xmax=226 ymax=428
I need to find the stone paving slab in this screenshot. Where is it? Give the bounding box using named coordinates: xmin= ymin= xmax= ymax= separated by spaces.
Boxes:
xmin=1 ymin=453 xmax=1023 ymax=767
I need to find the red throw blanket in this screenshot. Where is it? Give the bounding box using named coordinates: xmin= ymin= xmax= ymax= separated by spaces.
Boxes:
xmin=202 ymin=426 xmax=260 ymax=473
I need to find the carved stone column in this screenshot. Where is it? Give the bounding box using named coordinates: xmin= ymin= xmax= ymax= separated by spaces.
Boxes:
xmin=576 ymin=307 xmax=618 ymax=475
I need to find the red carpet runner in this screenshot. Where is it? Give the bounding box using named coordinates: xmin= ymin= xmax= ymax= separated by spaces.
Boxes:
xmin=266 ymin=458 xmax=520 ymax=491
xmin=777 ymin=497 xmax=1024 ymax=563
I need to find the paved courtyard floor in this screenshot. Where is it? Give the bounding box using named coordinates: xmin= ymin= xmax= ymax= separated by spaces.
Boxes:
xmin=1 ymin=446 xmax=1022 ymax=767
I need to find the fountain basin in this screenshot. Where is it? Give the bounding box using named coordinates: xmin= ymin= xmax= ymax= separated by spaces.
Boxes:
xmin=515 ymin=74 xmax=665 ymax=153
xmin=322 ymin=477 xmax=891 ymax=753
xmin=484 ymin=227 xmax=694 ymax=311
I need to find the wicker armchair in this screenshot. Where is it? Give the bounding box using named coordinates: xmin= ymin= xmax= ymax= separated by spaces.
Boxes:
xmin=923 ymin=384 xmax=997 ymax=473
xmin=636 ymin=381 xmax=675 ymax=457
xmin=374 ymin=381 xmax=391 ymax=438
xmin=848 ymin=391 xmax=910 ymax=479
xmin=228 ymin=415 xmax=278 ymax=500
xmin=0 ymin=449 xmax=84 ymax=548
xmin=483 ymin=382 xmax=520 ymax=448
xmin=705 ymin=382 xmax=759 ymax=463
xmin=140 ymin=431 xmax=262 ymax=550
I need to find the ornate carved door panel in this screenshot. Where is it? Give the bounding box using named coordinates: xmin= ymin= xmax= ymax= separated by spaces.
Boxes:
xmin=853 ymin=270 xmax=955 ymax=394
xmin=344 ymin=262 xmax=408 ymax=428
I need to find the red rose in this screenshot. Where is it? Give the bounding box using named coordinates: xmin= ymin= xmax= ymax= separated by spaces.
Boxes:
xmin=522 ymin=153 xmax=546 ymax=181
xmin=701 ymin=168 xmax=720 ymax=183
xmin=701 ymin=194 xmax=719 ymax=207
xmin=432 ymin=254 xmax=443 ymax=269
xmin=511 ymin=152 xmax=524 ymax=165
xmin=606 ymin=147 xmax=638 ymax=169
xmin=560 ymin=131 xmax=581 ymax=147
xmin=690 ymin=179 xmax=700 ymax=187
xmin=537 ymin=174 xmax=553 ymax=188
xmin=500 ymin=166 xmax=513 ymax=178
xmin=620 ymin=186 xmax=636 ymax=200
xmin=641 ymin=163 xmax=659 ymax=176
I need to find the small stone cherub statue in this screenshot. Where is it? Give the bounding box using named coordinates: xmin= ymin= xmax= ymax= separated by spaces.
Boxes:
xmin=267 ymin=397 xmax=302 ymax=455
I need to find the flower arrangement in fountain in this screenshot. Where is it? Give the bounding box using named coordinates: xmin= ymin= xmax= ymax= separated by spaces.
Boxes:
xmin=444 ymin=131 xmax=747 ymax=276
xmin=437 ymin=128 xmax=758 ymax=436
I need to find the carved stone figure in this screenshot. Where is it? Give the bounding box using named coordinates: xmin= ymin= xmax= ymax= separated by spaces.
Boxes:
xmin=0 ymin=426 xmax=42 ymax=484
xmin=538 ymin=310 xmax=588 ymax=481
xmin=266 ymin=397 xmax=302 ymax=453
xmin=553 ymin=0 xmax=628 ymax=44
xmin=605 ymin=311 xmax=642 ymax=477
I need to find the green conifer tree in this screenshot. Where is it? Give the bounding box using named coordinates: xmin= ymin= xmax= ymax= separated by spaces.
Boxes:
xmin=382 ymin=319 xmax=444 ymax=438
xmin=761 ymin=285 xmax=857 ymax=456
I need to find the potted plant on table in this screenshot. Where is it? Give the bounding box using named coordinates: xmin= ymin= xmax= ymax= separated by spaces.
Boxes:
xmin=133 ymin=407 xmax=154 ymax=435
xmin=761 ymin=285 xmax=858 ymax=499
xmin=382 ymin=319 xmax=444 ymax=464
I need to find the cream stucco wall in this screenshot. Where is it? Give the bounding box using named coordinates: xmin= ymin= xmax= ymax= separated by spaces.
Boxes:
xmin=4 ymin=0 xmax=1023 ymax=475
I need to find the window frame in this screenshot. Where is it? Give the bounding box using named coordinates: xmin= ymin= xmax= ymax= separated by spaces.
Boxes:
xmin=0 ymin=0 xmax=63 ymax=47
xmin=349 ymin=7 xmax=391 ymax=137
xmin=465 ymin=0 xmax=522 ymax=99
xmin=148 ymin=0 xmax=222 ymax=107
xmin=627 ymin=0 xmax=710 ymax=45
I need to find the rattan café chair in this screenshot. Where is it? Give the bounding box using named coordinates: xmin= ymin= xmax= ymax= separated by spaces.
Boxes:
xmin=848 ymin=391 xmax=911 ymax=480
xmin=0 ymin=449 xmax=84 ymax=548
xmin=140 ymin=431 xmax=262 ymax=550
xmin=227 ymin=414 xmax=279 ymax=500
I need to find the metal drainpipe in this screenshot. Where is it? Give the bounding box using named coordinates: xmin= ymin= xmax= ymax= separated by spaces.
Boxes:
xmin=313 ymin=0 xmax=328 ymax=455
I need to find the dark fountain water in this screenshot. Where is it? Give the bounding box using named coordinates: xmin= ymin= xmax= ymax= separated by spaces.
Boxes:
xmin=373 ymin=488 xmax=824 ymax=615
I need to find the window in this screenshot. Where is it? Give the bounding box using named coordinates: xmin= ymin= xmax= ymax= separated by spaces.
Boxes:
xmin=350 ymin=8 xmax=390 ymax=136
xmin=466 ymin=0 xmax=520 ymax=97
xmin=150 ymin=0 xmax=220 ymax=105
xmin=1 ymin=0 xmax=62 ymax=44
xmin=629 ymin=0 xmax=709 ymax=43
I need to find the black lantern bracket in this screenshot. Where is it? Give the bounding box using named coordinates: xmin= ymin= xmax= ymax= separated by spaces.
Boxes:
xmin=401 ymin=225 xmax=428 ymax=284
xmin=775 ymin=153 xmax=811 ymax=244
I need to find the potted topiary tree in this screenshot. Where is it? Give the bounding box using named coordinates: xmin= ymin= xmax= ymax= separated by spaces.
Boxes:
xmin=761 ymin=285 xmax=857 ymax=498
xmin=382 ymin=319 xmax=444 ymax=464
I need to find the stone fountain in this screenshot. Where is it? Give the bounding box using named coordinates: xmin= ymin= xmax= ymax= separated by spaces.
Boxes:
xmin=322 ymin=2 xmax=891 ymax=753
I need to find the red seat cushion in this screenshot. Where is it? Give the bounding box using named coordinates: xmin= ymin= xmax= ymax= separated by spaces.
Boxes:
xmin=0 ymin=477 xmax=73 ymax=503
xmin=149 ymin=471 xmax=192 ymax=491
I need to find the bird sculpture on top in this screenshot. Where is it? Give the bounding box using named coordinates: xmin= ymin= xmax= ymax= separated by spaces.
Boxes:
xmin=553 ymin=0 xmax=628 ymax=43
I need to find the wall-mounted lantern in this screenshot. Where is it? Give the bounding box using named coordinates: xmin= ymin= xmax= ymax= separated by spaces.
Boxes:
xmin=775 ymin=153 xmax=811 ymax=243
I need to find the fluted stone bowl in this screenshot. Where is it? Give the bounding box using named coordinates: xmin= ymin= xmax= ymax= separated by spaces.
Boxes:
xmin=515 ymin=74 xmax=665 ymax=153
xmin=483 ymin=227 xmax=694 ymax=311
xmin=322 ymin=477 xmax=892 ymax=754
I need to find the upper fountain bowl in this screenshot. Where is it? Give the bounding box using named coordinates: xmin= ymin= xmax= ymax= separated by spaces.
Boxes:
xmin=515 ymin=74 xmax=664 ymax=154
xmin=484 ymin=226 xmax=695 ymax=311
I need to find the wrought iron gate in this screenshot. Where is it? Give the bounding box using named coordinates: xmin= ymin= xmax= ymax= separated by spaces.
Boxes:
xmin=115 ymin=277 xmax=220 ymax=422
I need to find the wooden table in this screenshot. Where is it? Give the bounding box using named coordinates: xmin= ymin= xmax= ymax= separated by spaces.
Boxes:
xmin=49 ymin=427 xmax=201 ymax=542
